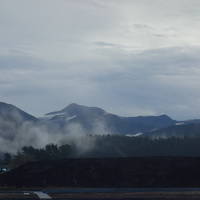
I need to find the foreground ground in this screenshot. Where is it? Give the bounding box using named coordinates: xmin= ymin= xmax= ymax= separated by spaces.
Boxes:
xmin=1 ymin=188 xmax=200 ymax=200
xmin=3 ymin=157 xmax=200 ymax=187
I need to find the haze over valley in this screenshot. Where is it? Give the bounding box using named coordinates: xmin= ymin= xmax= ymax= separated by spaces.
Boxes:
xmin=0 ymin=101 xmax=200 ymax=156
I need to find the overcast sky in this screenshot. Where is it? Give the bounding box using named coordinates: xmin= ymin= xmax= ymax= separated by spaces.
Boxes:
xmin=1 ymin=0 xmax=200 ymax=120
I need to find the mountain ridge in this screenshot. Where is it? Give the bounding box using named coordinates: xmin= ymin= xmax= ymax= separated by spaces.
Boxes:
xmin=0 ymin=102 xmax=38 ymax=140
xmin=0 ymin=101 xmax=200 ymax=138
xmin=43 ymin=103 xmax=176 ymax=135
xmin=0 ymin=102 xmax=37 ymax=122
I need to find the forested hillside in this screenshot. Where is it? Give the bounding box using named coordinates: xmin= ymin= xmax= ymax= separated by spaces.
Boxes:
xmin=2 ymin=135 xmax=200 ymax=168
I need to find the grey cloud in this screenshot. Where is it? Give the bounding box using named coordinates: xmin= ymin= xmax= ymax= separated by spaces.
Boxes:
xmin=0 ymin=0 xmax=200 ymax=121
xmin=83 ymin=46 xmax=200 ymax=119
xmin=133 ymin=24 xmax=154 ymax=30
xmin=1 ymin=46 xmax=200 ymax=120
xmin=94 ymin=42 xmax=117 ymax=48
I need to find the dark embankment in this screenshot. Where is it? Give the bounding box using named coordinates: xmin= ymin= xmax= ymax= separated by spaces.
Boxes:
xmin=1 ymin=157 xmax=200 ymax=187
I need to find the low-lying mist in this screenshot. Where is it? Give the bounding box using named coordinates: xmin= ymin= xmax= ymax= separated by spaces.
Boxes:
xmin=0 ymin=116 xmax=112 ymax=155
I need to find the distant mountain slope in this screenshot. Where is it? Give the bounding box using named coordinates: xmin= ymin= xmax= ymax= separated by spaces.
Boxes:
xmin=0 ymin=102 xmax=37 ymax=139
xmin=0 ymin=102 xmax=37 ymax=122
xmin=148 ymin=122 xmax=200 ymax=138
xmin=45 ymin=103 xmax=176 ymax=135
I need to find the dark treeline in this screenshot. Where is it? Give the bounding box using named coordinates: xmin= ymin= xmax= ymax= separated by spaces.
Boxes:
xmin=89 ymin=135 xmax=200 ymax=157
xmin=0 ymin=144 xmax=72 ymax=169
xmin=2 ymin=135 xmax=200 ymax=168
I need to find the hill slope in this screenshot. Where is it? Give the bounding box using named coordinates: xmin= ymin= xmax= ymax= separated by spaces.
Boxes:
xmin=0 ymin=102 xmax=37 ymax=140
xmin=148 ymin=122 xmax=200 ymax=138
xmin=45 ymin=103 xmax=176 ymax=135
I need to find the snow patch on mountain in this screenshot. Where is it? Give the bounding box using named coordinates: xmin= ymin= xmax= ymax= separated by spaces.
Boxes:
xmin=176 ymin=122 xmax=185 ymax=126
xmin=126 ymin=133 xmax=144 ymax=137
xmin=65 ymin=115 xmax=77 ymax=121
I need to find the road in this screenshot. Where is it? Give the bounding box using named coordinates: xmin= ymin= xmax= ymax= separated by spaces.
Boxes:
xmin=1 ymin=188 xmax=200 ymax=199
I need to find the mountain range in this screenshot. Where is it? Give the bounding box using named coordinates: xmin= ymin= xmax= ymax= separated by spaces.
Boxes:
xmin=0 ymin=102 xmax=199 ymax=138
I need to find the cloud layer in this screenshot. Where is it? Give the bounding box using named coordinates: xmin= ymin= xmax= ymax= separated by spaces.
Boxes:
xmin=0 ymin=0 xmax=200 ymax=120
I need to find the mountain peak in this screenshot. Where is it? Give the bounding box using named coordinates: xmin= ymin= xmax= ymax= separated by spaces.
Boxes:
xmin=46 ymin=103 xmax=106 ymax=117
xmin=62 ymin=103 xmax=106 ymax=115
xmin=159 ymin=114 xmax=172 ymax=119
xmin=63 ymin=103 xmax=83 ymax=110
